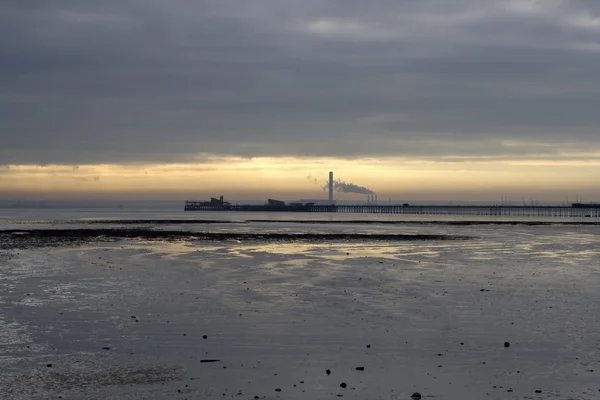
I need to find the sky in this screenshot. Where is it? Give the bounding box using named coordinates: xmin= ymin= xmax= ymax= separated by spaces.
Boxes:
xmin=1 ymin=0 xmax=600 ymax=202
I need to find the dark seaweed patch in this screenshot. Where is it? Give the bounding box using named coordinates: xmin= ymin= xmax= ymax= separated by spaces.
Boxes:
xmin=0 ymin=229 xmax=475 ymax=250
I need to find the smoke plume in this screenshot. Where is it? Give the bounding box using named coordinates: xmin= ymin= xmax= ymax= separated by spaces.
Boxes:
xmin=306 ymin=175 xmax=318 ymax=185
xmin=309 ymin=173 xmax=375 ymax=195
xmin=323 ymin=179 xmax=374 ymax=195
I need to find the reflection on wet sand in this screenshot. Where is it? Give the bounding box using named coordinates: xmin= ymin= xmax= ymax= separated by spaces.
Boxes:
xmin=1 ymin=222 xmax=599 ymax=399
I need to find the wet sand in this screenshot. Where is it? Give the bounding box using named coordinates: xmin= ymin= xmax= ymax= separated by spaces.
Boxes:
xmin=1 ymin=222 xmax=600 ymax=399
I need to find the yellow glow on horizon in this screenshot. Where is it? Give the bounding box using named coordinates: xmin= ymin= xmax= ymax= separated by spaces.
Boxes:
xmin=1 ymin=155 xmax=600 ymax=200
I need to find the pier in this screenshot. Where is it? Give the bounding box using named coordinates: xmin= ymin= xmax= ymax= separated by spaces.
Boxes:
xmin=311 ymin=204 xmax=600 ymax=217
xmin=184 ymin=201 xmax=600 ymax=217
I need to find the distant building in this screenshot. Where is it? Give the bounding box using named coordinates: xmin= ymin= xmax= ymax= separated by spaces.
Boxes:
xmin=186 ymin=195 xmax=229 ymax=208
xmin=267 ymin=199 xmax=285 ymax=206
xmin=210 ymin=197 xmax=226 ymax=205
xmin=298 ymin=199 xmax=336 ymax=205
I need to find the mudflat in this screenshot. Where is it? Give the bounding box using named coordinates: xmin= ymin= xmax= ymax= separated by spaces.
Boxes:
xmin=1 ymin=221 xmax=599 ymax=399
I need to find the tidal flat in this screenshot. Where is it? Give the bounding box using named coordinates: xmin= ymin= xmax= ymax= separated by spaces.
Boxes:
xmin=1 ymin=221 xmax=599 ymax=399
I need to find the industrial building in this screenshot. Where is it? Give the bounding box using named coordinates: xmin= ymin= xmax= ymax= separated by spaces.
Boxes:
xmin=183 ymin=169 xmax=600 ymax=217
xmin=185 ymin=171 xmax=338 ymax=211
xmin=184 ymin=196 xmax=228 ymax=208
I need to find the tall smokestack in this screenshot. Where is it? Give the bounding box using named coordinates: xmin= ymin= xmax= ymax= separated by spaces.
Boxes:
xmin=328 ymin=171 xmax=333 ymax=202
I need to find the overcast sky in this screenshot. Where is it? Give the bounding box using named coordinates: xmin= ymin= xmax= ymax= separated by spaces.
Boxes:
xmin=2 ymin=0 xmax=600 ymax=165
xmin=1 ymin=1 xmax=600 ymax=200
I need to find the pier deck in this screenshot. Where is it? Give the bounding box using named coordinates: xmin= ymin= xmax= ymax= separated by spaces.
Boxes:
xmin=184 ymin=202 xmax=600 ymax=217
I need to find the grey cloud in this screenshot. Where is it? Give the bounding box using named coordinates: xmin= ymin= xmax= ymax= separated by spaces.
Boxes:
xmin=1 ymin=0 xmax=600 ymax=164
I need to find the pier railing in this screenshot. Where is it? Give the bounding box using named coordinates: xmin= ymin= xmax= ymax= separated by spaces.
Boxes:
xmin=184 ymin=202 xmax=600 ymax=217
xmin=309 ymin=205 xmax=599 ymax=217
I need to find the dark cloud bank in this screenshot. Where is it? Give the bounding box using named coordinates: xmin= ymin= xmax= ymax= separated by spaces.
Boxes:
xmin=1 ymin=0 xmax=600 ymax=165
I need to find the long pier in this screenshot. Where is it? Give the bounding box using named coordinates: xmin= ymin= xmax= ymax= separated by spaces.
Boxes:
xmin=184 ymin=202 xmax=600 ymax=217
xmin=313 ymin=205 xmax=600 ymax=217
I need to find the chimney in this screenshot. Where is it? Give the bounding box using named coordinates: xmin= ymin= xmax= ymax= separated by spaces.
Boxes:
xmin=220 ymin=196 xmax=224 ymax=203
xmin=328 ymin=171 xmax=333 ymax=202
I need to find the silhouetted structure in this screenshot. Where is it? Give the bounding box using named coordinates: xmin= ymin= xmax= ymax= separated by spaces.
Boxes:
xmin=184 ymin=197 xmax=600 ymax=217
xmin=572 ymin=202 xmax=600 ymax=208
xmin=184 ymin=197 xmax=315 ymax=212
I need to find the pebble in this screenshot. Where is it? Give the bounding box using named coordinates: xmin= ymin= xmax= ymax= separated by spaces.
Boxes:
xmin=411 ymin=393 xmax=422 ymax=400
xmin=355 ymin=367 xmax=364 ymax=371
xmin=340 ymin=382 xmax=347 ymax=388
xmin=326 ymin=369 xmax=331 ymax=375
xmin=504 ymin=342 xmax=510 ymax=348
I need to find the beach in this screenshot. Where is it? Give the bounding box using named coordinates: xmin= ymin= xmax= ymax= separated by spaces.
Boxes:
xmin=1 ymin=211 xmax=600 ymax=399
